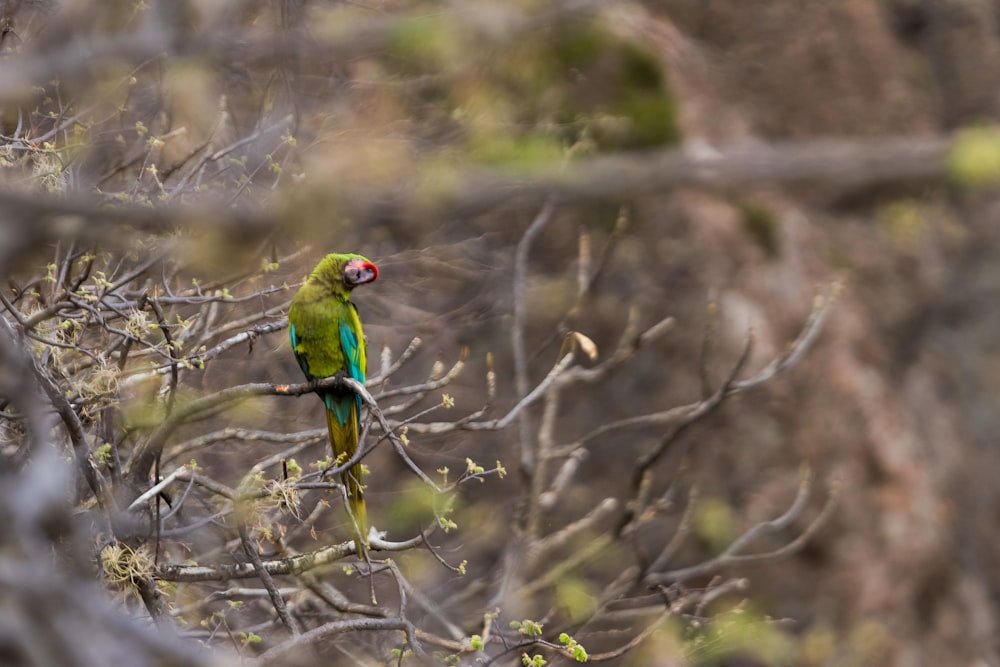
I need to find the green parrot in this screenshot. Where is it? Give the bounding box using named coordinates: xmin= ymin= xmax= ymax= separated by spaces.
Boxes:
xmin=289 ymin=253 xmax=379 ymax=557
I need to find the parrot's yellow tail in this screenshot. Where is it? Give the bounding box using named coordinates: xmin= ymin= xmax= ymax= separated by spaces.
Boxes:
xmin=325 ymin=402 xmax=368 ymax=559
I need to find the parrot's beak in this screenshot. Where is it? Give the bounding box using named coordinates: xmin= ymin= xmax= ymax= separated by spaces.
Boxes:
xmin=344 ymin=259 xmax=378 ymax=287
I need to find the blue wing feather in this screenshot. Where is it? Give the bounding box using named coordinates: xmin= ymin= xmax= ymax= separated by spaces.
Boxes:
xmin=339 ymin=321 xmax=364 ymax=424
xmin=289 ymin=323 xmax=311 ymax=378
xmin=339 ymin=322 xmax=364 ymax=382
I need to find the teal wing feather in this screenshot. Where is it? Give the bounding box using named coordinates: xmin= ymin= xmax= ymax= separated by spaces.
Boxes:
xmin=289 ymin=323 xmax=312 ymax=378
xmin=339 ymin=320 xmax=364 ymax=383
xmin=338 ymin=317 xmax=365 ymax=425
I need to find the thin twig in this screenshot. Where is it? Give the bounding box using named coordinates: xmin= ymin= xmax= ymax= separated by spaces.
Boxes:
xmin=513 ymin=199 xmax=556 ymax=478
xmin=158 ymin=542 xmax=355 ymax=582
xmin=128 ymin=465 xmax=187 ymax=510
xmin=647 ymin=476 xmax=841 ymax=584
xmin=250 ymin=617 xmax=424 ymax=665
xmin=238 ymin=525 xmax=301 ymax=635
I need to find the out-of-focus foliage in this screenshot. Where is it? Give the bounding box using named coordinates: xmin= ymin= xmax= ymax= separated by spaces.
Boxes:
xmin=948 ymin=125 xmax=1000 ymax=187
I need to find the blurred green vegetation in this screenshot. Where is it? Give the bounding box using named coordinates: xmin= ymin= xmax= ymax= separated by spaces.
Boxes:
xmin=948 ymin=125 xmax=1000 ymax=187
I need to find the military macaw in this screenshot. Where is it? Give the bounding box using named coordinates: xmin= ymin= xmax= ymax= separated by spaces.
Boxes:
xmin=288 ymin=253 xmax=378 ymax=557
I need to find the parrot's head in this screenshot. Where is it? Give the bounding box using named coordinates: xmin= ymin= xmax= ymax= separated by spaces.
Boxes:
xmin=342 ymin=255 xmax=378 ymax=289
xmin=309 ymin=253 xmax=379 ymax=297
